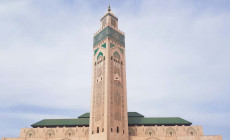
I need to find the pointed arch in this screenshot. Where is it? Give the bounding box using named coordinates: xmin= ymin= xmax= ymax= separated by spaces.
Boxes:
xmin=186 ymin=127 xmax=197 ymax=136
xmin=65 ymin=128 xmax=75 ymax=137
xmin=97 ymin=52 xmax=103 ymax=60
xmin=166 ymin=127 xmax=176 ymax=136
xmin=25 ymin=129 xmax=36 ymax=138
xmin=45 ymin=129 xmax=55 ymax=138
xmin=113 ymin=51 xmax=120 ymax=59
xmin=145 ymin=127 xmax=156 ymax=136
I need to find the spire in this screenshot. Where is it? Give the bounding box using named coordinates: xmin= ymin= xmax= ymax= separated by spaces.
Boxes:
xmin=108 ymin=4 xmax=111 ymax=12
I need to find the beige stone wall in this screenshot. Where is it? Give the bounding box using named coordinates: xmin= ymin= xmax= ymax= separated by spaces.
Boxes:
xmin=2 ymin=138 xmax=88 ymax=140
xmin=128 ymin=125 xmax=204 ymax=137
xmin=129 ymin=135 xmax=222 ymax=140
xmin=2 ymin=125 xmax=222 ymax=140
xmin=128 ymin=125 xmax=222 ymax=140
xmin=17 ymin=126 xmax=204 ymax=138
xmin=15 ymin=127 xmax=88 ymax=139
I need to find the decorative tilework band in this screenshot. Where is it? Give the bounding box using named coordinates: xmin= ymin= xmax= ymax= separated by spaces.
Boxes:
xmin=93 ymin=26 xmax=125 ymax=47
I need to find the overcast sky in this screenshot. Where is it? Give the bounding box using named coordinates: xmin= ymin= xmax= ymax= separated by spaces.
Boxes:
xmin=0 ymin=0 xmax=230 ymax=139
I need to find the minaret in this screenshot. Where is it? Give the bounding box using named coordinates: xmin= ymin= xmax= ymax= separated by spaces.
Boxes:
xmin=89 ymin=6 xmax=128 ymax=140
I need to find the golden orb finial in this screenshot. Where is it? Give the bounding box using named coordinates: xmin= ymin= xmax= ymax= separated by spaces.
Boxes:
xmin=108 ymin=5 xmax=111 ymax=12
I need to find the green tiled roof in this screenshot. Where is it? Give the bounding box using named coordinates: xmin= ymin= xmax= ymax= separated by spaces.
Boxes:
xmin=128 ymin=117 xmax=192 ymax=126
xmin=31 ymin=112 xmax=192 ymax=127
xmin=78 ymin=113 xmax=90 ymax=118
xmin=128 ymin=112 xmax=144 ymax=117
xmin=31 ymin=118 xmax=89 ymax=127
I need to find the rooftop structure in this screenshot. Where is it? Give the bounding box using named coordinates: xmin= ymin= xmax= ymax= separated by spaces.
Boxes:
xmin=31 ymin=112 xmax=192 ymax=128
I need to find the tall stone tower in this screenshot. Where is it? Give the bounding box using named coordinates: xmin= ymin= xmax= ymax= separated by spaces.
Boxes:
xmin=89 ymin=6 xmax=128 ymax=140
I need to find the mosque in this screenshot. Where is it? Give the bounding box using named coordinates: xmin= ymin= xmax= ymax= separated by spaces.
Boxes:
xmin=2 ymin=6 xmax=222 ymax=140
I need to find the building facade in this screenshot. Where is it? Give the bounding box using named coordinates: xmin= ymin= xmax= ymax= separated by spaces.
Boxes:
xmin=2 ymin=7 xmax=222 ymax=140
xmin=89 ymin=5 xmax=128 ymax=140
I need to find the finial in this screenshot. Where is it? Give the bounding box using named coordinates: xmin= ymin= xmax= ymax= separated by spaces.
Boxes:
xmin=108 ymin=5 xmax=111 ymax=12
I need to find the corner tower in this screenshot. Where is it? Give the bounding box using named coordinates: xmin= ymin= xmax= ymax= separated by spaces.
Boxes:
xmin=89 ymin=6 xmax=128 ymax=140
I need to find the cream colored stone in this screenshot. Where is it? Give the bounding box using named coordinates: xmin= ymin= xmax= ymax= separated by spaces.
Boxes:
xmin=2 ymin=125 xmax=222 ymax=140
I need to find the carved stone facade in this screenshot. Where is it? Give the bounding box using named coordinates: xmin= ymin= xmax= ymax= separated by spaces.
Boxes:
xmin=89 ymin=9 xmax=128 ymax=140
xmin=2 ymin=126 xmax=222 ymax=140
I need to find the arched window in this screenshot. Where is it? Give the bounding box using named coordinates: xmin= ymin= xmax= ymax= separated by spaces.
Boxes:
xmin=97 ymin=127 xmax=99 ymax=133
xmin=114 ymin=73 xmax=120 ymax=81
xmin=65 ymin=128 xmax=75 ymax=137
xmin=45 ymin=129 xmax=55 ymax=138
xmin=25 ymin=129 xmax=36 ymax=138
xmin=117 ymin=127 xmax=119 ymax=133
xmin=186 ymin=127 xmax=197 ymax=136
xmin=145 ymin=128 xmax=155 ymax=136
xmin=166 ymin=127 xmax=176 ymax=136
xmin=49 ymin=133 xmax=52 ymax=138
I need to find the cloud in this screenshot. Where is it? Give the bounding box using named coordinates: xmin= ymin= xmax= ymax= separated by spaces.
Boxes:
xmin=0 ymin=112 xmax=69 ymax=121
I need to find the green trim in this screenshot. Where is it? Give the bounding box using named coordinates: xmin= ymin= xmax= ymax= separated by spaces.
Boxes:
xmin=128 ymin=117 xmax=192 ymax=126
xmin=31 ymin=118 xmax=89 ymax=127
xmin=119 ymin=48 xmax=124 ymax=54
xmin=94 ymin=48 xmax=99 ymax=56
xmin=31 ymin=112 xmax=192 ymax=127
xmin=113 ymin=51 xmax=120 ymax=58
xmin=102 ymin=43 xmax=106 ymax=48
xmin=93 ymin=26 xmax=125 ymax=47
xmin=97 ymin=52 xmax=103 ymax=60
xmin=110 ymin=43 xmax=115 ymax=48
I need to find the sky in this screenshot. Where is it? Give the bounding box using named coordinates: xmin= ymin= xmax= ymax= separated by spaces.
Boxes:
xmin=0 ymin=0 xmax=230 ymax=139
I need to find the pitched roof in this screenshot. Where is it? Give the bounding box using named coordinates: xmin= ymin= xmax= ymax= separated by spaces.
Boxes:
xmin=78 ymin=113 xmax=90 ymax=118
xmin=32 ymin=118 xmax=89 ymax=127
xmin=128 ymin=117 xmax=192 ymax=126
xmin=128 ymin=112 xmax=144 ymax=117
xmin=31 ymin=112 xmax=192 ymax=127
